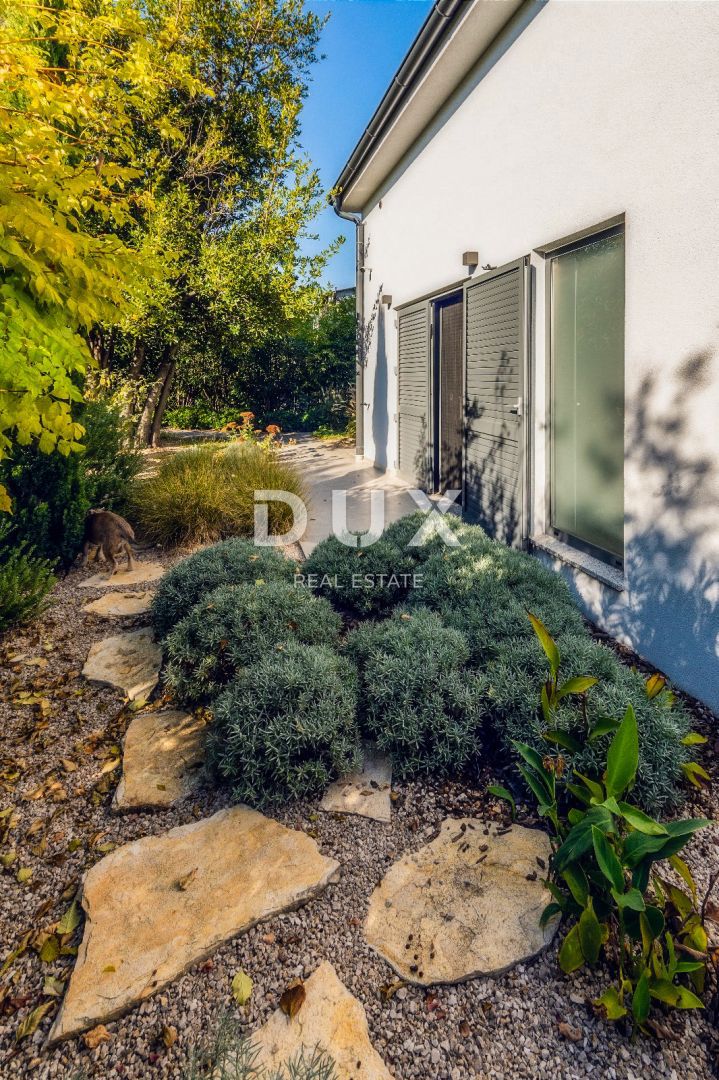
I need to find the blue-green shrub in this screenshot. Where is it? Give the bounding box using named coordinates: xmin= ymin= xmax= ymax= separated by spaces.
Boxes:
xmin=347 ymin=608 xmax=484 ymax=777
xmin=152 ymin=538 xmax=295 ymax=639
xmin=164 ymin=582 xmax=342 ymax=704
xmin=209 ymin=642 xmax=360 ymax=807
xmin=302 ymin=534 xmax=416 ymax=615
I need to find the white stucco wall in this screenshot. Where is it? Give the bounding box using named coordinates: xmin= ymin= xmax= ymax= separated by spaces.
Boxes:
xmin=359 ymin=0 xmax=719 ymax=711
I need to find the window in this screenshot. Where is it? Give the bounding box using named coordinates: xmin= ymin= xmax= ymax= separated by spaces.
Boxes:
xmin=550 ymin=228 xmax=625 ymax=565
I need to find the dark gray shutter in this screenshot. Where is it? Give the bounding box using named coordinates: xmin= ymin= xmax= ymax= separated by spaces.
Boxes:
xmin=397 ymin=301 xmax=431 ymax=488
xmin=464 ymin=260 xmax=527 ymax=546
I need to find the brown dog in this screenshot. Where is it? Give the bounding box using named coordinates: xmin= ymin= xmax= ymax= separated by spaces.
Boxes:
xmin=82 ymin=510 xmax=136 ymax=574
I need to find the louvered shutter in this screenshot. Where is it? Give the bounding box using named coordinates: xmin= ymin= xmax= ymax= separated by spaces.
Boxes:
xmin=464 ymin=260 xmax=527 ymax=546
xmin=397 ymin=301 xmax=431 ymax=488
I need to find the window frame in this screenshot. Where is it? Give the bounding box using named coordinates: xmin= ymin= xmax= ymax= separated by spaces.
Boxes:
xmin=544 ymin=220 xmax=626 ymax=570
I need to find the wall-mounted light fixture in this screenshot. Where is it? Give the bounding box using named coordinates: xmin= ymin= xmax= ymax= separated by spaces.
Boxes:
xmin=381 ymin=293 xmax=393 ymax=307
xmin=462 ymin=251 xmax=479 ymax=269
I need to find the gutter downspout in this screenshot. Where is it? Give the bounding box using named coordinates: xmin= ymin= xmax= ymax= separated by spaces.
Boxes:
xmin=332 ymin=197 xmax=365 ymax=460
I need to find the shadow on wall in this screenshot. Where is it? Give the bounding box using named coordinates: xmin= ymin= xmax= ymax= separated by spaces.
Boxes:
xmin=371 ymin=302 xmax=389 ymax=469
xmin=465 ymin=350 xmax=520 ymax=546
xmin=566 ymin=349 xmax=719 ymax=712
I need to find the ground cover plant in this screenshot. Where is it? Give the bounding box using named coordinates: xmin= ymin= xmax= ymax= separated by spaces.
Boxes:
xmin=152 ymin=538 xmax=295 ymax=639
xmin=347 ymin=608 xmax=483 ymax=777
xmin=184 ymin=1015 xmax=337 ymax=1079
xmin=130 ymin=442 xmax=305 ymax=547
xmin=209 ymin=641 xmax=360 ymax=807
xmin=164 ymin=582 xmax=342 ymax=703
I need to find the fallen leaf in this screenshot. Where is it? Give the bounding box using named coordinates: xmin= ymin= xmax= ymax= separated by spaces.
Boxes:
xmin=176 ymin=867 xmax=198 ymax=891
xmin=39 ymin=935 xmax=61 ymax=964
xmin=102 ymin=964 xmax=116 ymax=973
xmin=161 ymin=1024 xmax=178 ymax=1048
xmin=43 ymin=975 xmax=65 ymax=998
xmin=16 ymin=867 xmax=32 ymax=884
xmin=279 ymin=979 xmax=306 ymax=1019
xmin=56 ymin=900 xmax=81 ymax=935
xmin=1 ymin=850 xmax=17 ymax=868
xmin=458 ymin=1020 xmax=471 ymax=1038
xmin=380 ymin=979 xmax=407 ymax=1003
xmin=99 ymin=758 xmax=121 ymax=776
xmin=558 ymin=1021 xmax=583 ymax=1043
xmin=83 ymin=1024 xmax=111 ymax=1049
xmin=231 ymin=970 xmax=253 ymax=1006
xmin=261 ymin=932 xmax=276 ymax=945
xmin=61 ymin=760 xmax=77 ymax=773
xmin=67 ymin=838 xmax=83 ymax=853
xmin=16 ymin=1001 xmax=55 ymax=1040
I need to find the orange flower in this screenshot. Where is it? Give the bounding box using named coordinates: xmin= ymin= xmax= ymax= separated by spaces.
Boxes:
xmin=239 ymin=410 xmax=254 ymax=421
xmin=266 ymin=424 xmax=281 ymax=435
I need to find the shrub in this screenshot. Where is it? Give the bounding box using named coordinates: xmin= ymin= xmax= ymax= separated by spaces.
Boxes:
xmin=152 ymin=537 xmax=295 ymax=639
xmin=0 ymin=399 xmax=139 ymax=567
xmin=164 ymin=582 xmax=342 ymax=704
xmin=0 ymin=522 xmax=56 ymax=631
xmin=209 ymin=642 xmax=360 ymax=807
xmin=129 ymin=442 xmax=305 ymax=547
xmin=484 ymin=630 xmax=691 ymax=812
xmin=302 ymin=535 xmax=416 ymax=615
xmin=347 ymin=608 xmax=484 ymax=777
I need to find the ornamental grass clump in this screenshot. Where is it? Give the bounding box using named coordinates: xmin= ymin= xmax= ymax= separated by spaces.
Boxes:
xmin=302 ymin=534 xmax=416 ymax=615
xmin=152 ymin=537 xmax=294 ymax=639
xmin=347 ymin=608 xmax=484 ymax=777
xmin=129 ymin=442 xmax=305 ymax=547
xmin=164 ymin=582 xmax=342 ymax=704
xmin=209 ymin=641 xmax=360 ymax=807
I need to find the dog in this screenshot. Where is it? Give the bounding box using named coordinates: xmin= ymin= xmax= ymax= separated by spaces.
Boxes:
xmin=82 ymin=509 xmax=137 ymax=575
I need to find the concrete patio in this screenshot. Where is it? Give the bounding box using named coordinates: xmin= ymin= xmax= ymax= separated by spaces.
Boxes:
xmin=280 ymin=436 xmax=418 ymax=556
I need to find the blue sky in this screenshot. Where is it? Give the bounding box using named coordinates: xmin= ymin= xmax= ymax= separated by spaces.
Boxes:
xmin=301 ymin=1 xmax=432 ymax=288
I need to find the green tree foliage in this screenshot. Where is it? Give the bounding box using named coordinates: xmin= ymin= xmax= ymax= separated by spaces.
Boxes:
xmin=0 ymin=0 xmax=201 ymax=507
xmin=104 ymin=0 xmax=335 ymax=444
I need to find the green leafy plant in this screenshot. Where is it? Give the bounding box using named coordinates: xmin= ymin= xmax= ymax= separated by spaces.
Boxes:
xmin=527 ymin=611 xmax=599 ymax=731
xmin=303 ymin=535 xmax=416 ymax=615
xmin=347 ymin=608 xmax=484 ymax=777
xmin=152 ymin=538 xmax=295 ymax=639
xmin=164 ymin=582 xmax=342 ymax=704
xmin=209 ymin=641 xmax=360 ymax=807
xmin=0 ymin=522 xmax=55 ymax=631
xmin=511 ymin=619 xmax=710 ymax=1030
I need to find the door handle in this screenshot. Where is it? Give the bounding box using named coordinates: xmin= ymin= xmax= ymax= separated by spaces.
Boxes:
xmin=509 ymin=396 xmax=523 ymax=417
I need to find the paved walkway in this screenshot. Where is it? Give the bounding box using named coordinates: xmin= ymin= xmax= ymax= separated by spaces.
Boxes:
xmin=280 ymin=437 xmax=417 ymax=556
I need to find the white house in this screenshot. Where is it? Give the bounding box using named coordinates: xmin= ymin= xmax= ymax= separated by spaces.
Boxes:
xmin=333 ymin=0 xmax=719 ymax=712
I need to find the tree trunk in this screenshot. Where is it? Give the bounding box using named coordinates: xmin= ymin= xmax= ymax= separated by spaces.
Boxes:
xmin=150 ymin=356 xmax=177 ymax=447
xmin=130 ymin=339 xmax=146 ymax=380
xmin=135 ymin=357 xmax=173 ymax=447
xmin=87 ymin=327 xmax=115 ymax=370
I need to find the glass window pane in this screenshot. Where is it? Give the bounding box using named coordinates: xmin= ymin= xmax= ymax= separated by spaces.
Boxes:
xmin=551 ymin=231 xmax=625 ymax=560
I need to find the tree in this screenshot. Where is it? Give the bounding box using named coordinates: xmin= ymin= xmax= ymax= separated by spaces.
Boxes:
xmin=107 ymin=0 xmax=334 ymax=445
xmin=0 ymin=0 xmax=200 ymax=509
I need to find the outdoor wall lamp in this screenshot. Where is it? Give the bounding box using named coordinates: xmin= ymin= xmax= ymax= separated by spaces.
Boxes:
xmin=462 ymin=251 xmax=479 ymax=269
xmin=381 ymin=293 xmax=393 ymax=306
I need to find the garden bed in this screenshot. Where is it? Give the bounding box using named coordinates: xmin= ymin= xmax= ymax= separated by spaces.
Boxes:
xmin=0 ymin=537 xmax=716 ymax=1079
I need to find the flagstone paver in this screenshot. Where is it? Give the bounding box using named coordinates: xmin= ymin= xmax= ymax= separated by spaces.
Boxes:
xmin=82 ymin=628 xmax=162 ymax=700
xmin=113 ymin=709 xmax=207 ymax=811
xmin=253 ymin=961 xmax=392 ymax=1079
xmin=320 ymin=747 xmax=392 ymax=823
xmin=365 ymin=819 xmax=558 ymax=986
xmin=48 ymin=807 xmax=341 ymax=1043
xmin=82 ymin=590 xmax=154 ymax=617
xmin=78 ymin=561 xmax=165 ymax=588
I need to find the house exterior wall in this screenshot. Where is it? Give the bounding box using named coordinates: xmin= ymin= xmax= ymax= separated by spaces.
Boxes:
xmin=358 ymin=0 xmax=719 ymax=711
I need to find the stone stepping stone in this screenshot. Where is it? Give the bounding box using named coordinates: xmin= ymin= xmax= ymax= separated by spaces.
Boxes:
xmin=82 ymin=590 xmax=153 ymax=618
xmin=82 ymin=628 xmax=162 ymax=701
xmin=320 ymin=747 xmax=392 ymax=823
xmin=79 ymin=561 xmax=165 ymax=588
xmin=253 ymin=961 xmax=391 ymax=1079
xmin=48 ymin=807 xmax=340 ymax=1043
xmin=365 ymin=819 xmax=558 ymax=986
xmin=113 ymin=709 xmax=207 ymax=811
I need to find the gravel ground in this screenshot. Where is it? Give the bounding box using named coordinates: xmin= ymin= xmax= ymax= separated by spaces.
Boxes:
xmin=0 ymin=553 xmax=717 ymax=1080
